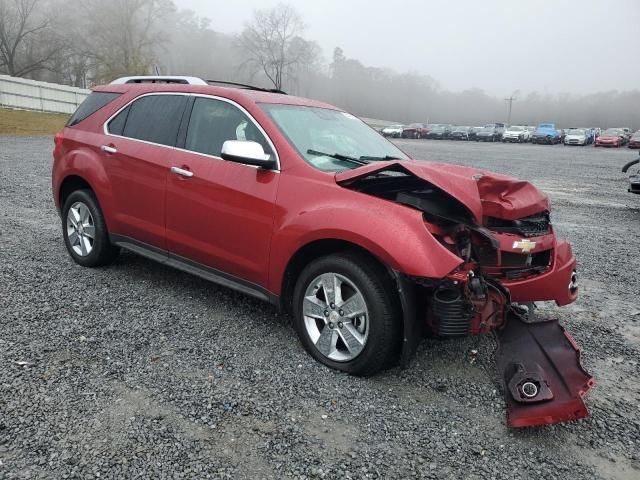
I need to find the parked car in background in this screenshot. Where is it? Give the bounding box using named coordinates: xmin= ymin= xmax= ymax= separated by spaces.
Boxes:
xmin=628 ymin=130 xmax=640 ymax=149
xmin=618 ymin=128 xmax=632 ymax=141
xmin=468 ymin=126 xmax=482 ymax=140
xmin=502 ymin=125 xmax=529 ymax=143
xmin=402 ymin=123 xmax=430 ymax=139
xmin=622 ymin=153 xmax=640 ymax=194
xmin=525 ymin=126 xmax=536 ymax=139
xmin=381 ymin=124 xmax=404 ymax=138
xmin=475 ymin=125 xmax=501 ymax=142
xmin=450 ymin=126 xmax=471 ymax=140
xmin=563 ymin=128 xmax=590 ymax=146
xmin=425 ymin=124 xmax=451 ymax=139
xmin=484 ymin=123 xmax=506 ymax=140
xmin=595 ymin=128 xmax=626 ymax=147
xmin=531 ymin=123 xmax=562 ymax=144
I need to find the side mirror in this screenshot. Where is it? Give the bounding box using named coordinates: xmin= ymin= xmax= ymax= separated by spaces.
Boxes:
xmin=221 ymin=140 xmax=277 ymax=170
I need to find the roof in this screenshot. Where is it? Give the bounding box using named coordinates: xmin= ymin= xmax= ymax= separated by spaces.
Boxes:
xmin=93 ymin=82 xmax=341 ymax=110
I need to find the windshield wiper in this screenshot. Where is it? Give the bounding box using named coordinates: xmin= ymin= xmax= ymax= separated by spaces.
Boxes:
xmin=307 ymin=149 xmax=369 ymax=166
xmin=358 ymin=155 xmax=400 ymax=162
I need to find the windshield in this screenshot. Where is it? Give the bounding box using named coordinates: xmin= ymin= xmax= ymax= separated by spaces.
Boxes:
xmin=507 ymin=126 xmax=524 ymax=131
xmin=538 ymin=124 xmax=554 ymax=129
xmin=480 ymin=127 xmax=494 ymax=132
xmin=261 ymin=104 xmax=409 ymax=171
xmin=603 ymin=129 xmax=621 ymax=136
xmin=567 ymin=129 xmax=585 ymax=135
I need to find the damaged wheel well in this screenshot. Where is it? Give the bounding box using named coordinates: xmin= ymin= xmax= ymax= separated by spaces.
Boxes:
xmin=280 ymin=239 xmax=400 ymax=316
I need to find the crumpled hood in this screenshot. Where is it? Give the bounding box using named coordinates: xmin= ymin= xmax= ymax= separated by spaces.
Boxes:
xmin=335 ymin=160 xmax=550 ymax=222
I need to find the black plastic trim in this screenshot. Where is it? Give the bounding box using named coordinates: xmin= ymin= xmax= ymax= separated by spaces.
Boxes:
xmin=110 ymin=234 xmax=279 ymax=305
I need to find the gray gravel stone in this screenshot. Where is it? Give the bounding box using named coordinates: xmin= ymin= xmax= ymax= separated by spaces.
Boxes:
xmin=0 ymin=136 xmax=639 ymax=479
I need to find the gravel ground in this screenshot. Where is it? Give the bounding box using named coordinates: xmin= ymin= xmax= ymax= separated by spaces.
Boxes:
xmin=1 ymin=135 xmax=639 ymax=479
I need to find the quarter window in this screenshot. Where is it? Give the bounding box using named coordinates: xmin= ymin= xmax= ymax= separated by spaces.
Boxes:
xmin=67 ymin=92 xmax=121 ymax=127
xmin=185 ymin=97 xmax=273 ymax=158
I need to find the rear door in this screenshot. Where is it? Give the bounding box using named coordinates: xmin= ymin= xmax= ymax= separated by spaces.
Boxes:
xmin=165 ymin=96 xmax=280 ymax=287
xmin=103 ymin=93 xmax=189 ymax=250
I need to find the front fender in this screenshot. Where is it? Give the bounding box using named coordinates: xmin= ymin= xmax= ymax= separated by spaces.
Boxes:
xmin=267 ymin=180 xmax=463 ymax=294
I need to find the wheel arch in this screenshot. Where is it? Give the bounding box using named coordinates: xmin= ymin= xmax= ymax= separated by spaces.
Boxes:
xmin=58 ymin=175 xmax=95 ymax=211
xmin=279 ymin=238 xmax=398 ymax=316
xmin=280 ymin=237 xmax=421 ymax=368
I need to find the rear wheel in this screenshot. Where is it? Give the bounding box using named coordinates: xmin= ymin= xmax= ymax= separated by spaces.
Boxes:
xmin=61 ymin=190 xmax=119 ymax=267
xmin=292 ymin=252 xmax=400 ymax=376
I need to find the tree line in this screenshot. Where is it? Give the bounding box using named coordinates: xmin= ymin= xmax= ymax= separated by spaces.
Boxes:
xmin=1 ymin=0 xmax=638 ymax=128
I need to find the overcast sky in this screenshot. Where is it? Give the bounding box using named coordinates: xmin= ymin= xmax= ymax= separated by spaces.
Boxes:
xmin=175 ymin=0 xmax=640 ymax=96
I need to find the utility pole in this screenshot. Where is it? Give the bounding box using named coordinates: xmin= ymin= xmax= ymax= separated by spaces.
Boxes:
xmin=504 ymin=95 xmax=516 ymax=125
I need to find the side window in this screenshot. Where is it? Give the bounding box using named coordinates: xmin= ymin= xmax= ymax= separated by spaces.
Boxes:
xmin=107 ymin=105 xmax=130 ymax=136
xmin=120 ymin=95 xmax=188 ymax=147
xmin=185 ymin=97 xmax=273 ymax=158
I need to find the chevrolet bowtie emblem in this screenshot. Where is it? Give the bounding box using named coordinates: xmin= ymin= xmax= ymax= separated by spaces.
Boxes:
xmin=513 ymin=239 xmax=536 ymax=253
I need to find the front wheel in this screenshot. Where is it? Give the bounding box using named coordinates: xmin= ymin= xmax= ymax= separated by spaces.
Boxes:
xmin=292 ymin=252 xmax=401 ymax=376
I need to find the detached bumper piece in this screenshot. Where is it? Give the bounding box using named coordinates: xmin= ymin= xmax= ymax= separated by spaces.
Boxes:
xmin=496 ymin=313 xmax=594 ymax=427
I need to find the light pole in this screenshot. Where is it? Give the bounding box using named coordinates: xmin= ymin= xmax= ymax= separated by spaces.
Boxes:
xmin=504 ymin=90 xmax=519 ymax=125
xmin=504 ymin=95 xmax=516 ymax=125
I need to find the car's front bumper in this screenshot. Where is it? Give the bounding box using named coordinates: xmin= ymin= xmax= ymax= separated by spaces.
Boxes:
xmin=503 ymin=135 xmax=523 ymax=142
xmin=502 ymin=240 xmax=577 ymax=306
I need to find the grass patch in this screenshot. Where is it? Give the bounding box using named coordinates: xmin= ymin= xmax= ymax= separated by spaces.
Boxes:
xmin=0 ymin=108 xmax=70 ymax=136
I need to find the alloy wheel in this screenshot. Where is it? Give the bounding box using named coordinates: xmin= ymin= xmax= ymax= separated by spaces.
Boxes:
xmin=66 ymin=201 xmax=95 ymax=256
xmin=302 ymin=272 xmax=369 ymax=362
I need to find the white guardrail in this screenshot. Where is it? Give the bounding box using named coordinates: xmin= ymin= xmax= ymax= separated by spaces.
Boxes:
xmin=0 ymin=75 xmax=90 ymax=115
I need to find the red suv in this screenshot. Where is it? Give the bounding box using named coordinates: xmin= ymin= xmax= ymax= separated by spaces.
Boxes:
xmin=52 ymin=76 xmax=582 ymax=393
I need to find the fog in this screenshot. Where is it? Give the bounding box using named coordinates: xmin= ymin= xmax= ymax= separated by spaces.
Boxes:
xmin=1 ymin=0 xmax=639 ymax=127
xmin=177 ymin=0 xmax=640 ymax=96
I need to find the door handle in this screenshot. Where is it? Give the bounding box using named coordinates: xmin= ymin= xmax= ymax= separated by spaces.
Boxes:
xmin=101 ymin=145 xmax=117 ymax=154
xmin=171 ymin=166 xmax=194 ymax=178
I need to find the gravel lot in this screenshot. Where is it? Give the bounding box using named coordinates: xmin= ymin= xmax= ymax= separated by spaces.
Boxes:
xmin=1 ymin=136 xmax=639 ymax=479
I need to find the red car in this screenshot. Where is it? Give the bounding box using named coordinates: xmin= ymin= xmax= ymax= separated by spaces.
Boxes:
xmin=595 ymin=128 xmax=625 ymax=147
xmin=52 ymin=76 xmax=592 ymax=427
xmin=401 ymin=123 xmax=430 ymax=138
xmin=627 ymin=130 xmax=640 ymax=149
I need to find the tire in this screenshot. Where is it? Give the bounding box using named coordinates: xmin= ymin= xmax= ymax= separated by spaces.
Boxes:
xmin=292 ymin=252 xmax=401 ymax=377
xmin=61 ymin=189 xmax=119 ymax=267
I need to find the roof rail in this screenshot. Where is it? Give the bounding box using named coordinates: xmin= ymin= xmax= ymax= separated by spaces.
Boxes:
xmin=110 ymin=76 xmax=208 ymax=86
xmin=206 ymin=80 xmax=287 ymax=95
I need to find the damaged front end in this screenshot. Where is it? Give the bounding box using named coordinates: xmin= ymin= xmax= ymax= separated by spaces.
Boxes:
xmin=336 ymin=161 xmax=594 ymax=427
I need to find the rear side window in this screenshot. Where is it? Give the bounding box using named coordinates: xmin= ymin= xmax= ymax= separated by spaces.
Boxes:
xmin=67 ymin=92 xmax=121 ymax=127
xmin=120 ymin=95 xmax=188 ymax=147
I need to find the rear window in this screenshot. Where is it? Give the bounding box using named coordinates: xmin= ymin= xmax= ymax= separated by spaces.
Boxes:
xmin=67 ymin=92 xmax=121 ymax=127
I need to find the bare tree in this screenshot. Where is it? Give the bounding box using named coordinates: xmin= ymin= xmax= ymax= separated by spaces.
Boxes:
xmin=237 ymin=3 xmax=319 ymax=91
xmin=73 ymin=0 xmax=174 ymax=83
xmin=0 ymin=0 xmax=65 ymax=77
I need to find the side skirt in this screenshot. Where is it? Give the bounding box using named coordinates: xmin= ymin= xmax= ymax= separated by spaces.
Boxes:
xmin=110 ymin=234 xmax=280 ymax=306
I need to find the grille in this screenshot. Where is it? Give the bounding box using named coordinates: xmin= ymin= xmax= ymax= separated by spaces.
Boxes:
xmin=486 ymin=212 xmax=551 ymax=237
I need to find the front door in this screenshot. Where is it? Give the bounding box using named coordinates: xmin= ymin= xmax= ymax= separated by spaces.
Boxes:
xmin=165 ymin=96 xmax=280 ymax=288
